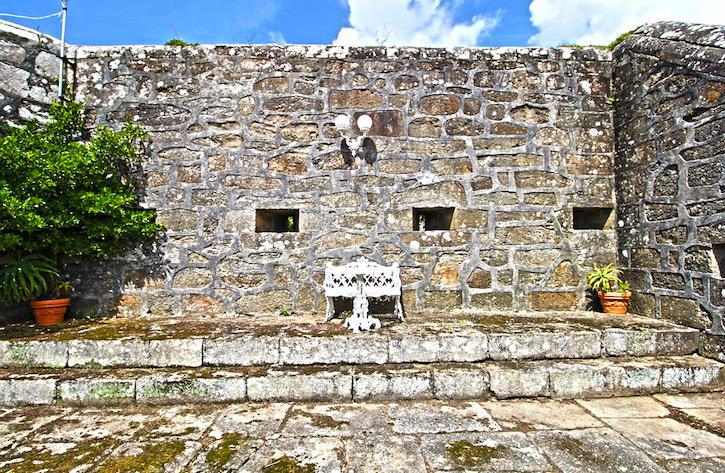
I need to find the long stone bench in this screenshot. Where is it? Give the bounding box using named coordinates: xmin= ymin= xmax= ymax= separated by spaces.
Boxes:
xmin=1 ymin=355 xmax=723 ymax=406
xmin=0 ymin=312 xmax=703 ymax=369
xmin=0 ymin=311 xmax=721 ymax=406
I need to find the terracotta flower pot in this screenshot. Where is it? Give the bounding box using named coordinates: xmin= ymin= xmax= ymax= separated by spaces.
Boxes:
xmin=597 ymin=291 xmax=631 ymax=315
xmin=30 ymin=298 xmax=71 ymax=326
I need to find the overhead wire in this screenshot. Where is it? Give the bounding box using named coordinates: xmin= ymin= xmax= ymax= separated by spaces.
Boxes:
xmin=0 ymin=3 xmax=68 ymax=99
xmin=0 ymin=11 xmax=63 ymax=20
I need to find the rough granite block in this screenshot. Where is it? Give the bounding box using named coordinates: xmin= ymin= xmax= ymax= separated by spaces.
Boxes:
xmin=432 ymin=367 xmax=490 ymax=399
xmin=280 ymin=335 xmax=387 ymax=365
xmin=67 ymin=339 xmax=150 ymax=367
xmin=247 ymin=368 xmax=351 ymax=402
xmin=203 ymin=336 xmax=280 ymax=366
xmin=603 ymin=328 xmax=699 ymax=357
xmin=148 ymin=339 xmax=203 ymax=367
xmin=661 ymin=361 xmax=725 ymax=392
xmin=388 ymin=334 xmax=441 ymax=363
xmin=610 ymin=361 xmax=661 ymax=396
xmin=58 ymin=378 xmax=136 ymax=405
xmin=488 ymin=331 xmax=601 ymax=360
xmin=487 ymin=364 xmax=550 ymax=399
xmin=0 ymin=378 xmax=56 ymax=406
xmin=0 ymin=340 xmax=67 ymax=368
xmin=136 ymin=373 xmax=246 ymax=404
xmin=353 ymin=367 xmax=432 ymax=401
xmin=549 ymin=362 xmax=612 ymax=399
xmin=437 ymin=331 xmax=489 ymax=362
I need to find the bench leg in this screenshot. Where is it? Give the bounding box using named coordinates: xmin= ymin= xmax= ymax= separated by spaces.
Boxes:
xmin=394 ymin=295 xmax=405 ymax=321
xmin=324 ymin=296 xmax=334 ymax=321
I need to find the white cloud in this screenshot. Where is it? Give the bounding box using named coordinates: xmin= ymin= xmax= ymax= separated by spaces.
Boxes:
xmin=267 ymin=31 xmax=287 ymax=44
xmin=333 ymin=0 xmax=500 ymax=47
xmin=529 ymin=0 xmax=725 ymax=46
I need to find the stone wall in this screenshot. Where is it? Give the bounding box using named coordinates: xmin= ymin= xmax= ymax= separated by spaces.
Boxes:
xmin=613 ymin=22 xmax=725 ymax=335
xmin=62 ymin=42 xmax=615 ymax=317
xmin=0 ymin=19 xmax=70 ymax=125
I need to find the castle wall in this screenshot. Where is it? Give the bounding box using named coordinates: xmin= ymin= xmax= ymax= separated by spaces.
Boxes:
xmin=612 ymin=22 xmax=725 ymax=336
xmin=4 ymin=19 xmax=722 ymax=334
xmin=65 ymin=43 xmax=616 ymax=317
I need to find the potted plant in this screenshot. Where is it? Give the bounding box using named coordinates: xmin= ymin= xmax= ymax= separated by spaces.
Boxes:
xmin=0 ymin=255 xmax=73 ymax=326
xmin=0 ymin=101 xmax=163 ymax=322
xmin=586 ymin=263 xmax=631 ymax=315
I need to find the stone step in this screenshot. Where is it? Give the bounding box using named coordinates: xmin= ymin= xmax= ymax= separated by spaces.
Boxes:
xmin=0 ymin=313 xmax=701 ymax=369
xmin=1 ymin=355 xmax=722 ymax=406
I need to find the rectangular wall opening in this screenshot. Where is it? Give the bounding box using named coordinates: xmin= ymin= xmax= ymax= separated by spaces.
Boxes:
xmin=255 ymin=209 xmax=299 ymax=233
xmin=713 ymin=244 xmax=725 ymax=278
xmin=573 ymin=207 xmax=614 ymax=230
xmin=413 ymin=207 xmax=454 ymax=231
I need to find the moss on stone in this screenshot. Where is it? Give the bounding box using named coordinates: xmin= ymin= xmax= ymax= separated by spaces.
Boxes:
xmin=97 ymin=440 xmax=185 ymax=473
xmin=446 ymin=440 xmax=505 ymax=468
xmin=296 ymin=410 xmax=347 ymax=429
xmin=0 ymin=439 xmax=119 ymax=473
xmin=205 ymin=432 xmax=248 ymax=470
xmin=88 ymin=382 xmax=133 ymax=400
xmin=607 ymin=28 xmax=638 ymax=50
xmin=261 ymin=455 xmax=315 ymax=473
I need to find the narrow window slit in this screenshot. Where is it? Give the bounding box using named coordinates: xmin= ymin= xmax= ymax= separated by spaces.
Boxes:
xmin=413 ymin=207 xmax=454 ymax=231
xmin=573 ymin=207 xmax=614 ymax=230
xmin=255 ymin=209 xmax=299 ymax=233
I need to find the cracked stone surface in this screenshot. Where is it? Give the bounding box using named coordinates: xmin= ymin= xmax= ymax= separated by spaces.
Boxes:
xmin=0 ymin=393 xmax=723 ymax=472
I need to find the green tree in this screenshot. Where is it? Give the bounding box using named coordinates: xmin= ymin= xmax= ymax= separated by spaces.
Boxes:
xmin=0 ymin=101 xmax=162 ymax=260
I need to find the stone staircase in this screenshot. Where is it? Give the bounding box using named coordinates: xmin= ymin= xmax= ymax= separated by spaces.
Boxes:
xmin=0 ymin=311 xmax=722 ymax=406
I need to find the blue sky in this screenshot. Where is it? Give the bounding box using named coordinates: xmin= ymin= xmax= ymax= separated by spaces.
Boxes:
xmin=1 ymin=1 xmax=722 ymax=47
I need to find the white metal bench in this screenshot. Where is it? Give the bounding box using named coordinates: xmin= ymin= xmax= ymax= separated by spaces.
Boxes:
xmin=323 ymin=258 xmax=404 ymax=332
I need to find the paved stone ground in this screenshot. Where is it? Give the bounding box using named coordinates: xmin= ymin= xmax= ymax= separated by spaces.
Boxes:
xmin=1 ymin=393 xmax=723 ymax=472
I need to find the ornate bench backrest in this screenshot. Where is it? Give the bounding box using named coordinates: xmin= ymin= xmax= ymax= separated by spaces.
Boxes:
xmin=324 ymin=258 xmax=401 ymax=298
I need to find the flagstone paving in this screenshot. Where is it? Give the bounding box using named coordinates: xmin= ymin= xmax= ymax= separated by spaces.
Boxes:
xmin=0 ymin=393 xmax=723 ymax=472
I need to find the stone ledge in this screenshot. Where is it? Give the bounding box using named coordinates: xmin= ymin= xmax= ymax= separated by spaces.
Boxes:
xmin=0 ymin=355 xmax=721 ymax=406
xmin=0 ymin=313 xmax=701 ymax=369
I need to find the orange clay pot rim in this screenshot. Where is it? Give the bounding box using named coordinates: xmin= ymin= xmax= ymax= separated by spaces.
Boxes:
xmin=597 ymin=291 xmax=632 ymax=297
xmin=30 ymin=298 xmax=71 ymax=307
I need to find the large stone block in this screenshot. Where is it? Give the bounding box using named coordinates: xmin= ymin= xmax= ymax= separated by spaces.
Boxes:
xmin=136 ymin=373 xmax=246 ymax=404
xmin=148 ymin=339 xmax=203 ymax=367
xmin=603 ymin=328 xmax=699 ymax=357
xmin=549 ymin=362 xmax=611 ymax=398
xmin=0 ymin=341 xmax=67 ymax=368
xmin=68 ymin=339 xmax=150 ymax=367
xmin=204 ymin=335 xmax=279 ymax=366
xmin=247 ymin=368 xmax=352 ymax=401
xmin=353 ymin=367 xmax=432 ymax=401
xmin=0 ymin=378 xmax=56 ymax=406
xmin=432 ymin=367 xmax=490 ymax=400
xmin=0 ymin=61 xmax=30 ymax=98
xmin=469 ymin=292 xmax=513 ymax=310
xmin=234 ymin=290 xmax=292 ymax=314
xmin=487 ymin=363 xmax=549 ymax=398
xmin=58 ymin=378 xmax=136 ymax=405
xmin=280 ymin=335 xmax=387 ymax=365
xmin=660 ymin=360 xmax=725 ymax=392
xmin=420 ymin=94 xmax=460 ymax=115
xmin=329 ymin=89 xmax=382 ymax=109
xmin=488 ymin=331 xmax=600 ymax=360
xmin=611 ymin=360 xmax=661 ymax=396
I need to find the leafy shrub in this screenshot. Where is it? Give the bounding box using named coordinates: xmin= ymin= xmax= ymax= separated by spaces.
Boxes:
xmin=165 ymin=38 xmax=199 ymax=46
xmin=0 ymin=101 xmax=162 ymax=259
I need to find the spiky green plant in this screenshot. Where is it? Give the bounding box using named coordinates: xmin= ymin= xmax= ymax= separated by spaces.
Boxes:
xmin=0 ymin=254 xmax=59 ymax=304
xmin=586 ymin=263 xmax=627 ymax=293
